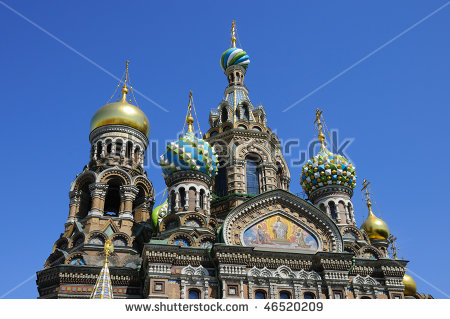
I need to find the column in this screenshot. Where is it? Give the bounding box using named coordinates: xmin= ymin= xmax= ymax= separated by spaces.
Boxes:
xmin=88 ymin=183 xmax=108 ymax=217
xmin=67 ymin=190 xmax=82 ymax=224
xmin=195 ymin=191 xmax=200 ymax=211
xmin=120 ymin=185 xmax=139 ymax=219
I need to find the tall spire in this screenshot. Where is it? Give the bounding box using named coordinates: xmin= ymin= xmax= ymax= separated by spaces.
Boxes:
xmin=120 ymin=60 xmax=130 ymax=102
xmin=231 ymin=20 xmax=236 ymax=48
xmin=186 ymin=90 xmax=194 ymax=133
xmin=361 ymin=178 xmax=374 ymax=215
xmin=90 ymin=239 xmax=114 ymax=299
xmin=314 ymin=108 xmax=326 ymax=149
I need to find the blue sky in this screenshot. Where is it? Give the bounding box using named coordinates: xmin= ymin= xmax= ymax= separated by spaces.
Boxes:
xmin=0 ymin=1 xmax=449 ymax=298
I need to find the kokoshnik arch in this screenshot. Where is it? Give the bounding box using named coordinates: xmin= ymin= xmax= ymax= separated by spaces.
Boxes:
xmin=36 ymin=22 xmax=425 ymax=300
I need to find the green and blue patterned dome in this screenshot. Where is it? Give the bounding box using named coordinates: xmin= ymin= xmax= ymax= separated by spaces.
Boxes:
xmin=221 ymin=47 xmax=250 ymax=71
xmin=300 ymin=146 xmax=356 ymax=196
xmin=160 ymin=132 xmax=218 ymax=179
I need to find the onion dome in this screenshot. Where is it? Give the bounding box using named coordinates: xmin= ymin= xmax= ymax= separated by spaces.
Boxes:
xmin=221 ymin=48 xmax=250 ymax=71
xmin=403 ymin=274 xmax=417 ymax=296
xmin=300 ymin=109 xmax=356 ymax=196
xmin=360 ymin=179 xmax=390 ymax=240
xmin=361 ymin=209 xmax=390 ymax=240
xmin=300 ymin=146 xmax=356 ymax=196
xmin=90 ymin=61 xmax=150 ymax=137
xmin=220 ymin=20 xmax=250 ymax=71
xmin=151 ymin=199 xmax=168 ymax=229
xmin=160 ymin=92 xmax=218 ymax=179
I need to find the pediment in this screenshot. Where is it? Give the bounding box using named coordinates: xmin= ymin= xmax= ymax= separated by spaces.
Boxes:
xmin=222 ymin=189 xmax=343 ymax=252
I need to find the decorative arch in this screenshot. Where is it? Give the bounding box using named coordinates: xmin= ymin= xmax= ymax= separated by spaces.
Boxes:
xmin=160 ymin=214 xmax=180 ymax=232
xmin=341 ymin=225 xmax=364 ymax=240
xmin=52 ymin=237 xmax=69 ymax=253
xmin=97 ymin=166 xmax=132 ymax=185
xmin=358 ymin=245 xmax=382 ymax=260
xmin=70 ymin=170 xmax=97 ymax=191
xmin=69 ymin=233 xmax=85 ymax=249
xmin=181 ymin=213 xmax=207 ymax=228
xmin=222 ymin=189 xmax=343 ymax=253
xmin=168 ymin=232 xmax=194 ymax=247
xmin=86 ymin=231 xmax=108 ymax=245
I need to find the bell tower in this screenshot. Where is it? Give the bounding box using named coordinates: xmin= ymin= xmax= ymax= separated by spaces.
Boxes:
xmin=206 ymin=21 xmax=291 ymax=221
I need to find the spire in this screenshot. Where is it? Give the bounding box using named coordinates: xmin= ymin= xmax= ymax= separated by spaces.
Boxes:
xmin=314 ymin=108 xmax=326 ymax=149
xmin=361 ymin=178 xmax=374 ymax=215
xmin=120 ymin=60 xmax=130 ymax=103
xmin=231 ymin=20 xmax=236 ymax=48
xmin=186 ymin=90 xmax=194 ymax=133
xmin=90 ymin=239 xmax=114 ymax=299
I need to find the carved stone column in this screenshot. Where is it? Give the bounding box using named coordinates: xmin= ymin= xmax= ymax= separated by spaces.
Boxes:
xmin=67 ymin=190 xmax=82 ymax=223
xmin=89 ymin=183 xmax=108 ymax=216
xmin=120 ymin=185 xmax=139 ymax=219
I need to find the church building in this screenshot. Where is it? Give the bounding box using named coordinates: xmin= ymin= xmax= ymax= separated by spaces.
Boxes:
xmin=36 ymin=22 xmax=425 ymax=299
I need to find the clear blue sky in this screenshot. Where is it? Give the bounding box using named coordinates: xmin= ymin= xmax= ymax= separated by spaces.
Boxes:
xmin=0 ymin=1 xmax=448 ymax=298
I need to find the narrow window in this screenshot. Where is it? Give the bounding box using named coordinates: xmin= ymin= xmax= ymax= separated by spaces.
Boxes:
xmin=246 ymin=159 xmax=260 ymax=195
xmin=134 ymin=147 xmax=140 ymax=163
xmin=221 ymin=108 xmax=228 ymax=123
xmin=214 ymin=162 xmax=227 ymax=197
xmin=106 ymin=141 xmax=112 ymax=155
xmin=179 ymin=188 xmax=186 ymax=207
xmin=199 ymin=189 xmax=205 ymax=209
xmin=115 ymin=140 xmax=122 ymax=156
xmin=96 ymin=141 xmax=103 ymax=158
xmin=329 ymin=202 xmax=337 ymax=219
xmin=126 ymin=141 xmax=133 ymax=158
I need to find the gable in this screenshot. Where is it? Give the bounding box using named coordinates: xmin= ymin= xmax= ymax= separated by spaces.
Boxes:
xmin=222 ymin=189 xmax=343 ymax=253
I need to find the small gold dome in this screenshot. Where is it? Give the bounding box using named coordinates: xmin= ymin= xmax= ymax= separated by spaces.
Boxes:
xmin=90 ymin=94 xmax=150 ymax=137
xmin=403 ymin=274 xmax=417 ymax=296
xmin=361 ymin=211 xmax=390 ymax=240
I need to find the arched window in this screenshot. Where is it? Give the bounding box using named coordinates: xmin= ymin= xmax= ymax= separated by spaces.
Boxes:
xmin=188 ymin=289 xmax=200 ymax=299
xmin=96 ymin=141 xmax=103 ymax=158
xmin=329 ymin=202 xmax=337 ymax=220
xmin=238 ymin=124 xmax=247 ymax=129
xmin=304 ymin=292 xmax=316 ymax=299
xmin=199 ymin=189 xmax=205 ymax=209
xmin=276 ymin=162 xmax=284 ymax=188
xmin=179 ymin=188 xmax=186 ymax=207
xmin=255 ymin=290 xmax=267 ymax=299
xmin=134 ymin=147 xmax=140 ymax=163
xmin=106 ymin=140 xmax=112 ymax=155
xmin=246 ymin=158 xmax=260 ymax=195
xmin=253 ymin=126 xmax=262 ymax=132
xmin=279 ymin=291 xmax=291 ymax=299
xmin=215 ymin=162 xmax=227 ymax=197
xmin=104 ymin=178 xmax=121 ymax=216
xmin=242 ymin=104 xmax=249 ymax=120
xmin=126 ymin=141 xmax=133 ymax=158
xmin=115 ymin=140 xmax=123 ymax=156
xmin=221 ymin=108 xmax=228 ymax=123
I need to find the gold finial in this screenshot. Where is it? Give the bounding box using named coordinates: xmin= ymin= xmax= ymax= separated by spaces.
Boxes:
xmin=120 ymin=60 xmax=130 ymax=102
xmin=186 ymin=90 xmax=194 ymax=133
xmin=361 ymin=178 xmax=373 ymax=214
xmin=387 ymin=234 xmax=399 ymax=260
xmin=314 ymin=108 xmax=326 ymax=148
xmin=231 ymin=20 xmax=236 ymax=48
xmin=104 ymin=239 xmax=114 ymax=264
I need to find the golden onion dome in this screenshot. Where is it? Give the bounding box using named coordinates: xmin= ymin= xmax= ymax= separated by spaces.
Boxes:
xmin=90 ymin=87 xmax=150 ymax=137
xmin=361 ymin=203 xmax=390 ymax=240
xmin=403 ymin=274 xmax=417 ymax=296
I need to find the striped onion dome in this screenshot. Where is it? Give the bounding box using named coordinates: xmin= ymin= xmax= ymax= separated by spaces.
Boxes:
xmin=300 ymin=146 xmax=356 ymax=197
xmin=221 ymin=47 xmax=250 ymax=71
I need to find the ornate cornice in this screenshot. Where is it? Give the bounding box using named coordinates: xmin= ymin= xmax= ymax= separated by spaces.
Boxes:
xmin=165 ymin=170 xmax=212 ymax=188
xmin=89 ymin=124 xmax=149 ymax=148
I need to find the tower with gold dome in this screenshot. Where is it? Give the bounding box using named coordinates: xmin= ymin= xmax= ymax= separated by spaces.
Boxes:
xmin=36 ymin=61 xmax=155 ymax=298
xmin=37 ymin=23 xmax=429 ymax=299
